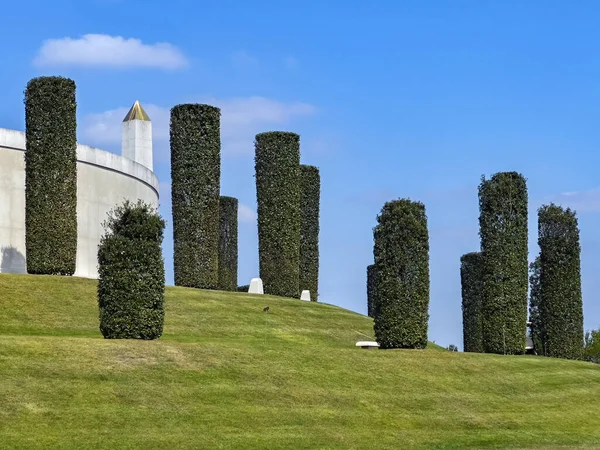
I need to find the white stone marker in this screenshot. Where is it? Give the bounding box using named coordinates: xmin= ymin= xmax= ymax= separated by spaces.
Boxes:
xmin=300 ymin=290 xmax=311 ymax=301
xmin=355 ymin=341 xmax=380 ymax=349
xmin=248 ymin=278 xmax=264 ymax=294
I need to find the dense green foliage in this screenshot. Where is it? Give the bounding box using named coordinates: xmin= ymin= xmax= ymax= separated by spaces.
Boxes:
xmin=24 ymin=76 xmax=78 ymax=275
xmin=254 ymin=132 xmax=301 ymax=298
xmin=218 ymin=196 xmax=238 ymax=291
xmin=299 ymin=165 xmax=320 ymax=301
xmin=170 ymin=104 xmax=221 ymax=289
xmin=2 ymin=274 xmax=600 ymax=449
xmin=98 ymin=200 xmax=166 ymax=339
xmin=460 ymin=252 xmax=485 ymax=353
xmin=478 ymin=172 xmax=528 ymax=355
xmin=538 ymin=204 xmax=584 ymax=359
xmin=584 ymin=328 xmax=600 ymax=364
xmin=367 ymin=264 xmax=376 ymax=318
xmin=373 ymin=199 xmax=430 ymax=349
xmin=237 ymin=285 xmax=249 ymax=293
xmin=528 ymin=256 xmax=545 ymax=356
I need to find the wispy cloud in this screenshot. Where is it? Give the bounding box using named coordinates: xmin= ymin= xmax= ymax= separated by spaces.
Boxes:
xmin=238 ymin=204 xmax=257 ymax=224
xmin=283 ymin=56 xmax=299 ymax=69
xmin=81 ymin=96 xmax=317 ymax=159
xmin=33 ymin=34 xmax=188 ymax=69
xmin=230 ymin=50 xmax=259 ymax=69
xmin=544 ymin=188 xmax=600 ymax=213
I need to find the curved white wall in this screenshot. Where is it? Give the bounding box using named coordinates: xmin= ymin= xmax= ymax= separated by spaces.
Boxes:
xmin=0 ymin=128 xmax=159 ymax=278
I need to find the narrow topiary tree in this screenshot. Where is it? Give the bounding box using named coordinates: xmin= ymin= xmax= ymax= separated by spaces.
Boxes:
xmin=170 ymin=104 xmax=221 ymax=289
xmin=528 ymin=255 xmax=545 ymax=356
xmin=478 ymin=172 xmax=528 ymax=355
xmin=538 ymin=204 xmax=584 ymax=359
xmin=460 ymin=252 xmax=485 ymax=353
xmin=373 ymin=199 xmax=430 ymax=349
xmin=367 ymin=264 xmax=376 ymax=318
xmin=255 ymin=131 xmax=301 ymax=298
xmin=299 ymin=164 xmax=320 ymax=301
xmin=98 ymin=200 xmax=166 ymax=340
xmin=218 ymin=196 xmax=238 ymax=291
xmin=24 ymin=76 xmax=78 ymax=275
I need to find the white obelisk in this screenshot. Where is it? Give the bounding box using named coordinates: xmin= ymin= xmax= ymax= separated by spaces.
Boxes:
xmin=121 ymin=100 xmax=153 ymax=171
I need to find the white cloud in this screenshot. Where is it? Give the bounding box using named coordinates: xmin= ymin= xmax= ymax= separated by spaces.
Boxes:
xmin=546 ymin=189 xmax=600 ymax=213
xmin=33 ymin=34 xmax=188 ymax=69
xmin=80 ymin=96 xmax=317 ymax=158
xmin=230 ymin=50 xmax=258 ymax=69
xmin=238 ymin=204 xmax=257 ymax=224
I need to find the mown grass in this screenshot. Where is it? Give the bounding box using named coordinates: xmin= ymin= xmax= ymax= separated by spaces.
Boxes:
xmin=1 ymin=274 xmax=599 ymax=449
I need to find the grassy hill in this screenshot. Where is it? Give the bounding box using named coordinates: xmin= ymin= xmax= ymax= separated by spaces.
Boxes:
xmin=1 ymin=274 xmax=599 ymax=449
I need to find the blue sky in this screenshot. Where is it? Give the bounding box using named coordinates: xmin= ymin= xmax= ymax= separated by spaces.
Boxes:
xmin=1 ymin=0 xmax=600 ymax=349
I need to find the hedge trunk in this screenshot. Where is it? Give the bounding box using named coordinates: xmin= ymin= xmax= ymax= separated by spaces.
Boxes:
xmin=24 ymin=76 xmax=78 ymax=275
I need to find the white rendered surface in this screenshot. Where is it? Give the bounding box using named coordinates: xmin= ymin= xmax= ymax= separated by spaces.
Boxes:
xmin=122 ymin=119 xmax=153 ymax=171
xmin=248 ymin=278 xmax=264 ymax=294
xmin=0 ymin=127 xmax=159 ymax=278
xmin=300 ymin=290 xmax=311 ymax=301
xmin=355 ymin=341 xmax=380 ymax=348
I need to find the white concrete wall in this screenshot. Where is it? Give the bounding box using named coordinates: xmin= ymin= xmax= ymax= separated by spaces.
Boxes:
xmin=0 ymin=127 xmax=159 ymax=278
xmin=122 ymin=120 xmax=153 ymax=171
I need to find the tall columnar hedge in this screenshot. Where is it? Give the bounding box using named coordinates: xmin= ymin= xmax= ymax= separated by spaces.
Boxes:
xmin=98 ymin=200 xmax=166 ymax=340
xmin=170 ymin=104 xmax=221 ymax=289
xmin=367 ymin=264 xmax=376 ymax=318
xmin=255 ymin=132 xmax=300 ymax=298
xmin=478 ymin=172 xmax=528 ymax=355
xmin=528 ymin=256 xmax=545 ymax=356
xmin=373 ymin=199 xmax=430 ymax=349
xmin=218 ymin=196 xmax=238 ymax=291
xmin=24 ymin=76 xmax=78 ymax=275
xmin=538 ymin=204 xmax=584 ymax=359
xmin=299 ymin=164 xmax=320 ymax=301
xmin=460 ymin=252 xmax=485 ymax=353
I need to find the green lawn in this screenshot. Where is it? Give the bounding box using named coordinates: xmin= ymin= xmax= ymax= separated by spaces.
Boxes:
xmin=1 ymin=274 xmax=599 ymax=449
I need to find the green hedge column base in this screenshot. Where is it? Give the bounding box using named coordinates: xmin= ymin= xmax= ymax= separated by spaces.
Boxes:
xmin=24 ymin=76 xmax=78 ymax=275
xmin=255 ymin=131 xmax=301 ymax=298
xmin=300 ymin=165 xmax=320 ymax=301
xmin=367 ymin=264 xmax=376 ymax=318
xmin=460 ymin=252 xmax=485 ymax=353
xmin=478 ymin=172 xmax=528 ymax=355
xmin=218 ymin=196 xmax=238 ymax=291
xmin=373 ymin=199 xmax=430 ymax=349
xmin=170 ymin=104 xmax=221 ymax=289
xmin=538 ymin=204 xmax=584 ymax=360
xmin=529 ymin=256 xmax=545 ymax=356
xmin=98 ymin=200 xmax=166 ymax=340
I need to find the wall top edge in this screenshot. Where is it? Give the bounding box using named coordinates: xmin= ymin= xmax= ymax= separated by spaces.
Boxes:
xmin=0 ymin=127 xmax=159 ymax=194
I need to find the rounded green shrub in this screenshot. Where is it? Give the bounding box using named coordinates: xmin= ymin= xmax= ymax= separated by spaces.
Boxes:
xmin=478 ymin=172 xmax=528 ymax=355
xmin=254 ymin=131 xmax=300 ymax=298
xmin=218 ymin=196 xmax=238 ymax=291
xmin=170 ymin=104 xmax=221 ymax=289
xmin=237 ymin=285 xmax=250 ymax=293
xmin=299 ymin=164 xmax=320 ymax=301
xmin=98 ymin=200 xmax=166 ymax=340
xmin=373 ymin=199 xmax=430 ymax=349
xmin=538 ymin=204 xmax=584 ymax=359
xmin=24 ymin=76 xmax=78 ymax=275
xmin=460 ymin=252 xmax=485 ymax=353
xmin=367 ymin=264 xmax=376 ymax=318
